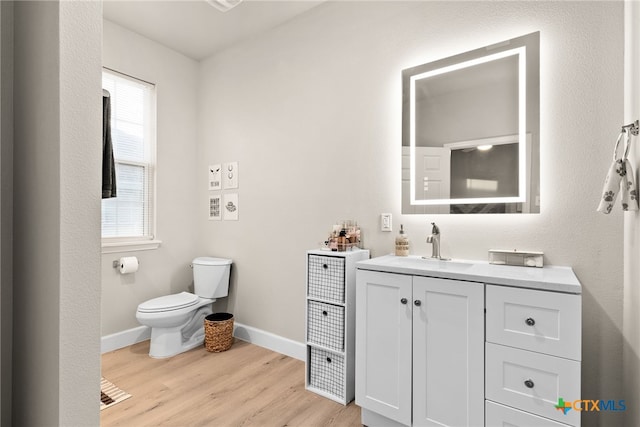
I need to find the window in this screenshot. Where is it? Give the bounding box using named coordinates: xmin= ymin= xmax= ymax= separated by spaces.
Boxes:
xmin=102 ymin=69 xmax=159 ymax=252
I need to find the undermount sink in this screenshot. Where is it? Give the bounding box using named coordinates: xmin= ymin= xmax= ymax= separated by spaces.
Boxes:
xmin=385 ymin=255 xmax=475 ymax=272
xmin=419 ymin=257 xmax=475 ymax=270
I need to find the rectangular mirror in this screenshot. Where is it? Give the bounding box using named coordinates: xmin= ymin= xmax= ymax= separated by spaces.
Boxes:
xmin=402 ymin=32 xmax=540 ymax=214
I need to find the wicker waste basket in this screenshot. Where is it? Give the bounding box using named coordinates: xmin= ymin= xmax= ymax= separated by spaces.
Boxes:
xmin=204 ymin=312 xmax=234 ymax=352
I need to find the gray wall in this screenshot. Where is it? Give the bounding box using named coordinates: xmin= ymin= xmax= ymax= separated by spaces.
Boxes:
xmin=6 ymin=0 xmax=628 ymax=425
xmin=0 ymin=1 xmax=12 ymax=424
xmin=101 ymin=20 xmax=201 ymax=337
xmin=624 ymin=2 xmax=640 ymax=427
xmin=416 ymin=75 xmax=518 ymax=146
xmin=12 ymin=1 xmax=101 ymax=425
xmin=198 ymin=2 xmax=624 ymax=426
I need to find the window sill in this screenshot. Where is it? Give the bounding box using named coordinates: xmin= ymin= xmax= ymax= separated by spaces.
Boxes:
xmin=101 ymin=239 xmax=162 ymax=254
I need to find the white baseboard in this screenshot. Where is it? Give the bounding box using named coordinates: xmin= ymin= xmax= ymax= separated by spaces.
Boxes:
xmin=101 ymin=325 xmax=151 ymax=354
xmin=100 ymin=322 xmax=305 ymax=361
xmin=232 ymin=322 xmax=305 ymax=361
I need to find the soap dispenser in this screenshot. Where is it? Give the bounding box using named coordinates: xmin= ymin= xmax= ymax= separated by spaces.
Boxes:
xmin=395 ymin=224 xmax=410 ymax=256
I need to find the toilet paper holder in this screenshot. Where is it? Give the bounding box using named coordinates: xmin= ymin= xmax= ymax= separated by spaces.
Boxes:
xmin=112 ymin=259 xmax=141 ymax=268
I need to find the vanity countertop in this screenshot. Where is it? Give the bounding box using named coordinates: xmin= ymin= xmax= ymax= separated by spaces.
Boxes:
xmin=357 ymin=255 xmax=581 ymax=294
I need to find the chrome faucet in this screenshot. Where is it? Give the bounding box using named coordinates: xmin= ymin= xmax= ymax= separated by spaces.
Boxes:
xmin=426 ymin=222 xmax=441 ymax=259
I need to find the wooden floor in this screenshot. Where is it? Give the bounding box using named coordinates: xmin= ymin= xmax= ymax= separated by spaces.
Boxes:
xmin=101 ymin=339 xmax=361 ymax=426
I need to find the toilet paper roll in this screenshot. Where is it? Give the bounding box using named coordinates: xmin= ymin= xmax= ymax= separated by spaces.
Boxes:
xmin=119 ymin=256 xmax=139 ymax=274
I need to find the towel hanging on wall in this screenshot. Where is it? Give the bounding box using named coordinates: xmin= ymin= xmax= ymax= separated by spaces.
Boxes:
xmin=597 ymin=130 xmax=638 ymax=214
xmin=102 ymin=90 xmax=117 ymax=199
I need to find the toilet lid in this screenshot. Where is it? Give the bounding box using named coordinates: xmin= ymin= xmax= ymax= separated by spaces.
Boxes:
xmin=193 ymin=256 xmax=232 ymax=266
xmin=138 ymin=292 xmax=199 ymax=313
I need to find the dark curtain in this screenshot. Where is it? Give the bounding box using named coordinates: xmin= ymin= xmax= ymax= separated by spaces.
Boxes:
xmin=102 ymin=92 xmax=117 ymax=198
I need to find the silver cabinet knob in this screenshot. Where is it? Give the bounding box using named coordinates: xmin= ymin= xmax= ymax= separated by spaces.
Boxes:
xmin=526 ymin=317 xmax=535 ymax=326
xmin=401 ymin=298 xmax=408 ymax=305
xmin=414 ymin=300 xmax=422 ymax=306
xmin=524 ymin=379 xmax=535 ymax=388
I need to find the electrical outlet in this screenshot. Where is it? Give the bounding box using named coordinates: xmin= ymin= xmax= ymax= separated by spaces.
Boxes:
xmin=381 ymin=213 xmax=392 ymax=232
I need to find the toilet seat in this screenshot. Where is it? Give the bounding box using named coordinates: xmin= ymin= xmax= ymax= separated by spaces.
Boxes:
xmin=137 ymin=291 xmax=199 ymax=313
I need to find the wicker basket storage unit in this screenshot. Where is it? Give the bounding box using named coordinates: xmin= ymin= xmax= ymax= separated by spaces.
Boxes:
xmin=304 ymin=248 xmax=370 ymax=405
xmin=204 ymin=312 xmax=234 ymax=352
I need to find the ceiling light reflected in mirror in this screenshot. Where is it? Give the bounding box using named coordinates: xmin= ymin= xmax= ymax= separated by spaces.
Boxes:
xmin=205 ymin=0 xmax=243 ymax=13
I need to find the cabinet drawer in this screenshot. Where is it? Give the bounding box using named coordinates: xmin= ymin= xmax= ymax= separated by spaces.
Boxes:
xmin=486 ymin=285 xmax=581 ymax=360
xmin=307 ymin=300 xmax=345 ymax=351
xmin=307 ymin=255 xmax=345 ymax=303
xmin=308 ymin=346 xmax=345 ymax=401
xmin=486 ymin=400 xmax=572 ymax=427
xmin=486 ymin=343 xmax=580 ymax=426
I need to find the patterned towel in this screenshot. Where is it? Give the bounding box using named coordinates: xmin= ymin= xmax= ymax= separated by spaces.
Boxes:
xmin=597 ymin=132 xmax=638 ymax=214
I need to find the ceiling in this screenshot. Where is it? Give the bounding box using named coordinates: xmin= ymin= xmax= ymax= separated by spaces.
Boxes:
xmin=103 ymin=0 xmax=325 ymax=61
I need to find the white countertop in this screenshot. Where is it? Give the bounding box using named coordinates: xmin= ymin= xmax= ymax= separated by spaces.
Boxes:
xmin=357 ymin=255 xmax=581 ymax=294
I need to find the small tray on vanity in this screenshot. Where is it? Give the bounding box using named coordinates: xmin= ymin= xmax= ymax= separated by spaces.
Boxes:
xmin=488 ymin=250 xmax=543 ymax=268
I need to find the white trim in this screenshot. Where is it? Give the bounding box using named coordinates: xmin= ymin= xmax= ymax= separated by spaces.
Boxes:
xmin=233 ymin=322 xmax=305 ymax=361
xmin=100 ymin=321 xmax=306 ymax=361
xmin=101 ymin=325 xmax=151 ymax=354
xmin=101 ymin=239 xmax=162 ymax=254
xmin=102 ymin=68 xmax=157 ymax=244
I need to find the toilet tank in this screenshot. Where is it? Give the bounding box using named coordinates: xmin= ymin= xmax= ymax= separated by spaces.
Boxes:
xmin=192 ymin=257 xmax=232 ymax=299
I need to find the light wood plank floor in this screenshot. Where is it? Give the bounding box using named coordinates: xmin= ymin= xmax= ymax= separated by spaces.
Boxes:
xmin=101 ymin=339 xmax=361 ymax=426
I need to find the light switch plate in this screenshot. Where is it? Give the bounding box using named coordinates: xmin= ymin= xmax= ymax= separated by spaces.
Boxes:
xmin=381 ymin=213 xmax=392 ymax=232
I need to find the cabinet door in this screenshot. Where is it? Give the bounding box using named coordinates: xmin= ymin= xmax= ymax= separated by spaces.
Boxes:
xmin=356 ymin=270 xmax=412 ymax=426
xmin=412 ymin=277 xmax=484 ymax=427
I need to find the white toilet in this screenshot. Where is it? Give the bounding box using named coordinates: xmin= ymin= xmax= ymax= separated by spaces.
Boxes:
xmin=136 ymin=256 xmax=232 ymax=358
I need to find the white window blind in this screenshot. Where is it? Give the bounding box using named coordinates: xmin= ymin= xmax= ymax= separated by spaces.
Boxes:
xmin=102 ymin=69 xmax=156 ymax=242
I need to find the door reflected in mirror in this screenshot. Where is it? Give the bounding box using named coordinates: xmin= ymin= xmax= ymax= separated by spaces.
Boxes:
xmin=402 ymin=32 xmax=540 ymax=214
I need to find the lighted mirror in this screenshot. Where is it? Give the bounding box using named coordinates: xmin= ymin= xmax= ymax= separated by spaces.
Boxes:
xmin=402 ymin=32 xmax=540 ymax=214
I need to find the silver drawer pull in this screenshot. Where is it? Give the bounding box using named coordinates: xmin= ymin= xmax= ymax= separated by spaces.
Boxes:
xmin=524 ymin=379 xmax=535 ymax=388
xmin=401 ymin=298 xmax=408 ymax=305
xmin=525 ymin=317 xmax=536 ymax=326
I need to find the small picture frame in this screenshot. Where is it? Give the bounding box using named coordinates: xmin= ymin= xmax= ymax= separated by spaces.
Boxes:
xmin=209 ymin=195 xmax=221 ymax=221
xmin=223 ymin=193 xmax=238 ymax=221
xmin=222 ymin=161 xmax=238 ymax=189
xmin=209 ymin=164 xmax=222 ymax=191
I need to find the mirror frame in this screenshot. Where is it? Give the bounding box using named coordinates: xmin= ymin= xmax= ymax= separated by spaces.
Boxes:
xmin=402 ymin=32 xmax=540 ymax=213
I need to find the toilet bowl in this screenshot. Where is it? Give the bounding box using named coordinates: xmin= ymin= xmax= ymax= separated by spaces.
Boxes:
xmin=135 ymin=257 xmax=232 ymax=358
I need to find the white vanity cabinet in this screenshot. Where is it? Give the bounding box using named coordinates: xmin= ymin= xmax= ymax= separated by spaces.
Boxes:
xmin=355 ymin=255 xmax=582 ymax=427
xmin=355 ymin=270 xmax=484 ymax=427
xmin=485 ymin=285 xmax=582 ymax=427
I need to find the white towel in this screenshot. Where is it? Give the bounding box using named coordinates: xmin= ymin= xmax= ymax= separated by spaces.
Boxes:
xmin=597 ymin=132 xmax=638 ymax=214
